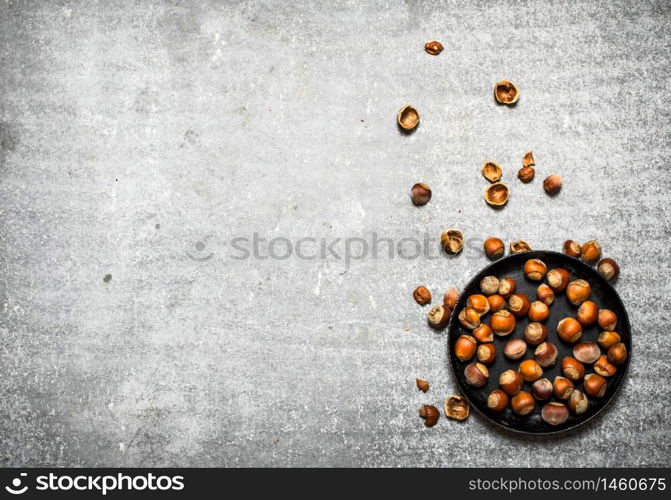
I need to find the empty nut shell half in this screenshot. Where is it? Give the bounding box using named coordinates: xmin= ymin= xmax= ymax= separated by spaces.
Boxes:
xmin=494 ymin=80 xmax=519 ymax=104
xmin=484 ymin=182 xmax=509 ymax=207
xmin=424 ymin=41 xmax=444 ymax=55
xmin=397 ymin=105 xmax=420 ymax=131
xmin=444 ymin=395 xmax=469 ymax=421
xmin=510 ymin=240 xmax=532 ymax=253
xmin=482 ymin=161 xmax=502 ymax=182
xmin=522 ymin=151 xmax=535 ymax=167
xmin=441 ymin=229 xmax=464 ymax=254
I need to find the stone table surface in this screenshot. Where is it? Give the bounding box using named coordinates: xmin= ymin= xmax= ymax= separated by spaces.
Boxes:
xmin=1 ymin=0 xmax=670 ymax=467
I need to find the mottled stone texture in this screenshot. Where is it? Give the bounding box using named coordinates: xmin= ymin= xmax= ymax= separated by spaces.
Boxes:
xmin=0 ymin=0 xmax=670 ymax=467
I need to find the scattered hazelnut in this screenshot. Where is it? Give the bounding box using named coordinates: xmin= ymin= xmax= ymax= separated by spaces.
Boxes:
xmin=597 ymin=258 xmax=620 ymax=281
xmin=594 ymin=355 xmax=617 ymax=377
xmin=528 ymin=301 xmax=550 ymax=322
xmin=547 ymin=267 xmax=570 ymax=293
xmin=511 ymin=391 xmax=535 ymax=415
xmin=484 ymin=182 xmax=509 ymax=207
xmin=561 ymin=356 xmax=585 ymax=381
xmin=504 ymin=338 xmax=527 ymax=360
xmin=508 ymin=292 xmax=531 ymax=318
xmin=542 ymin=402 xmax=569 ymax=425
xmin=424 ymin=40 xmax=444 ymax=55
xmin=477 ymin=343 xmax=497 ymax=365
xmin=487 ymin=294 xmax=506 ymax=312
xmin=480 ymin=276 xmax=500 ymax=295
xmin=583 ymin=373 xmax=608 ymax=398
xmin=597 ymin=330 xmax=621 ymax=350
xmin=418 ymin=404 xmax=440 ymax=427
xmin=411 ymin=183 xmax=432 ymax=206
xmin=455 ymin=335 xmax=478 ymax=361
xmin=483 ymin=237 xmax=505 ymax=259
xmin=576 ymin=300 xmax=599 ymax=326
xmin=580 ymin=240 xmax=602 ymax=263
xmin=522 ymin=151 xmax=535 ymax=167
xmin=427 ymin=305 xmax=451 ymax=329
xmin=524 ymin=322 xmax=548 ymax=345
xmin=510 ymin=240 xmax=532 ymax=253
xmin=490 ymin=309 xmax=516 ymax=336
xmin=458 ymin=307 xmax=480 ymax=330
xmin=534 ymin=342 xmax=559 ymax=367
xmin=572 ymin=341 xmax=601 ymax=364
xmin=397 ymin=105 xmax=420 ymax=131
xmin=444 ymin=395 xmax=469 ymax=421
xmin=553 ymin=376 xmax=574 ymax=400
xmin=487 ymin=389 xmax=509 ymax=413
xmin=482 ymin=161 xmax=502 ymax=182
xmin=473 ymin=323 xmax=494 ymax=343
xmin=563 ymin=240 xmax=582 ymax=258
xmin=466 ymin=294 xmax=490 ymax=315
xmin=568 ymin=389 xmax=589 ymax=415
xmin=413 ymin=286 xmax=431 ymax=305
xmin=519 ymin=359 xmax=543 ymax=382
xmin=531 ymin=378 xmax=553 ymax=400
xmin=499 ymin=369 xmax=523 ymax=395
xmin=441 ymin=229 xmax=464 ymax=254
xmin=536 ymin=284 xmax=555 ymax=305
xmin=494 ymin=80 xmax=519 ymax=105
xmin=566 ymin=279 xmax=591 ymax=306
xmin=416 ymin=378 xmax=430 ymax=392
xmin=607 ymin=343 xmax=628 ymax=365
xmin=524 ymin=259 xmax=547 ymax=281
xmin=518 ymin=166 xmax=535 ymax=183
xmin=443 ymin=287 xmax=460 ymax=309
xmin=464 ymin=362 xmax=489 ymax=388
xmin=557 ymin=317 xmax=583 ymax=343
xmin=497 ymin=277 xmax=517 ymax=298
xmin=598 ymin=309 xmax=618 ymax=331
xmin=543 ymin=175 xmax=562 ymax=195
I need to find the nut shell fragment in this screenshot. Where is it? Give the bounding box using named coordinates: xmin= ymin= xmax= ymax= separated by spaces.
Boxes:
xmin=441 ymin=229 xmax=464 ymax=254
xmin=444 ymin=395 xmax=469 ymax=421
xmin=482 ymin=161 xmax=502 ymax=182
xmin=397 ymin=105 xmax=420 ymax=131
xmin=484 ymin=182 xmax=509 ymax=207
xmin=494 ymin=80 xmax=519 ymax=104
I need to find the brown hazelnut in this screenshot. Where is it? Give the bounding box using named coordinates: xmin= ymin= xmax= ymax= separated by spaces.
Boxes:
xmin=497 ymin=277 xmax=517 ymax=298
xmin=598 ymin=309 xmax=618 ymax=331
xmin=499 ymin=369 xmax=523 ymax=395
xmin=428 ymin=305 xmax=451 ymax=329
xmin=473 ymin=323 xmax=494 ymax=343
xmin=494 ymin=80 xmax=519 ymax=105
xmin=413 ymin=286 xmax=431 ymax=306
xmin=534 ymin=342 xmax=558 ymax=367
xmin=458 ymin=307 xmax=481 ymax=330
xmin=583 ymin=373 xmax=608 ymax=398
xmin=572 ymin=341 xmax=601 ymax=364
xmin=531 ymin=378 xmax=553 ymax=400
xmin=482 ymin=161 xmax=502 ymax=182
xmin=483 ymin=237 xmax=505 ymax=259
xmin=487 ymin=389 xmax=509 ymax=413
xmin=480 ymin=276 xmax=500 ymax=295
xmin=541 ymin=402 xmax=569 ymax=425
xmin=416 ymin=378 xmax=430 ymax=392
xmin=597 ymin=330 xmax=621 ymax=350
xmin=528 ymin=301 xmax=550 ymax=322
xmin=553 ymin=376 xmax=574 ymax=400
xmin=487 ymin=294 xmax=506 ymax=312
xmin=397 ymin=105 xmax=420 ymax=131
xmin=490 ymin=309 xmax=516 ymax=336
xmin=418 ymin=404 xmax=439 ymax=427
xmin=464 ymin=362 xmax=489 ymax=388
xmin=443 ymin=287 xmax=460 ymax=309
xmin=607 ymin=343 xmax=628 ymax=365
xmin=543 ymin=175 xmax=562 ymax=195
xmin=508 ymin=292 xmax=531 ymax=318
xmin=424 ymin=40 xmax=444 ymax=55
xmin=593 ymin=355 xmax=617 ymax=377
xmin=441 ymin=229 xmax=464 ymax=254
xmin=566 ymin=279 xmax=591 ymax=306
xmin=557 ymin=317 xmax=583 ymax=343
xmin=484 ymin=182 xmax=509 ymax=207
xmin=504 ymin=338 xmax=527 ymax=360
xmin=561 ymin=356 xmax=585 ymax=381
xmin=580 ymin=240 xmax=602 ymax=263
xmin=568 ymin=389 xmax=589 ymax=415
xmin=577 ymin=300 xmax=599 ymax=326
xmin=510 ymin=240 xmax=532 ymax=253
xmin=511 ymin=391 xmax=535 ymax=415
xmin=563 ymin=240 xmax=582 ymax=258
xmin=546 ymin=268 xmax=570 ymax=293
xmin=518 ymin=166 xmax=535 ymax=183
xmin=466 ymin=294 xmax=491 ymax=315
xmin=524 ymin=322 xmax=548 ymax=345
xmin=477 ymin=343 xmax=497 ymax=365
xmin=519 ymin=359 xmax=543 ymax=382
xmin=410 ymin=183 xmax=432 ymax=206
xmin=597 ymin=258 xmax=620 ymax=281
xmin=522 ymin=151 xmax=535 ymax=167
xmin=524 ymin=259 xmax=548 ymax=281
xmin=444 ymin=394 xmax=469 ymax=421
xmin=455 ymin=335 xmax=478 ymax=361
xmin=536 ymin=284 xmax=555 ymax=305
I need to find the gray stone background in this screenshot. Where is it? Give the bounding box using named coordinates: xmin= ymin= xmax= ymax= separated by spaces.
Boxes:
xmin=1 ymin=0 xmax=670 ymax=467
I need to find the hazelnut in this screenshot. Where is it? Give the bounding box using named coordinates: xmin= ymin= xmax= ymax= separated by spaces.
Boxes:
xmin=572 ymin=341 xmax=601 ymax=364
xmin=511 ymin=392 xmax=535 ymax=415
xmin=487 ymin=389 xmax=509 ymax=413
xmin=490 ymin=309 xmax=516 ymax=336
xmin=553 ymin=376 xmax=574 ymax=400
xmin=577 ymin=300 xmax=599 ymax=326
xmin=480 ymin=276 xmax=500 ymax=296
xmin=484 ymin=182 xmax=509 ymax=207
xmin=597 ymin=258 xmax=620 ymax=281
xmin=441 ymin=229 xmax=464 ymax=254
xmin=528 ymin=301 xmax=550 ymax=322
xmin=443 ymin=287 xmax=460 ymax=309
xmin=477 ymin=343 xmax=497 ymax=365
xmin=427 ymin=305 xmax=451 ymax=329
xmin=413 ymin=286 xmax=432 ymax=306
xmin=536 ymin=284 xmax=555 ymax=305
xmin=424 ymin=40 xmax=444 ymax=55
xmin=561 ymin=356 xmax=585 ymax=381
xmin=541 ymin=402 xmax=569 ymax=425
xmin=497 ymin=277 xmax=517 ymax=298
xmin=494 ymin=80 xmax=519 ymax=105
xmin=534 ymin=342 xmax=558 ymax=367
xmin=568 ymin=390 xmax=589 ymax=415
xmin=563 ymin=240 xmax=582 ymax=258
xmin=466 ymin=294 xmax=490 ymax=315
xmin=464 ymin=362 xmax=489 ymax=388
xmin=499 ymin=369 xmax=523 ymax=395
xmin=455 ymin=335 xmax=478 ymax=361
xmin=597 ymin=330 xmax=621 ymax=350
xmin=458 ymin=307 xmax=481 ymax=330
xmin=531 ymin=378 xmax=553 ymax=400
xmin=543 ymin=175 xmax=562 ymax=195
xmin=416 ymin=378 xmax=430 ymax=392
xmin=566 ymin=279 xmax=591 ymax=306
xmin=510 ymin=240 xmax=532 ymax=253
xmin=397 ymin=105 xmax=420 ymax=131
xmin=524 ymin=322 xmax=548 ymax=345
xmin=482 ymin=161 xmax=502 ymax=182
xmin=418 ymin=404 xmax=440 ymax=427
xmin=411 ymin=183 xmax=432 ymax=206
xmin=517 ymin=166 xmax=535 ymax=183
xmin=594 ymin=355 xmax=617 ymax=377
xmin=473 ymin=323 xmax=494 ymax=343
xmin=607 ymin=343 xmax=627 ymax=365
xmin=557 ymin=317 xmax=583 ymax=343
xmin=583 ymin=373 xmax=608 ymax=398
xmin=519 ymin=359 xmax=543 ymax=382
xmin=546 ymin=268 xmax=570 ymax=293
xmin=598 ymin=309 xmax=618 ymax=331
xmin=524 ymin=259 xmax=547 ymax=281
xmin=508 ymin=293 xmax=531 ymax=318
xmin=504 ymin=338 xmax=527 ymax=360
xmin=483 ymin=237 xmax=505 ymax=259
xmin=580 ymin=240 xmax=602 ymax=263
xmin=522 ymin=151 xmax=535 ymax=167
xmin=487 ymin=294 xmax=506 ymax=312
xmin=444 ymin=395 xmax=470 ymax=421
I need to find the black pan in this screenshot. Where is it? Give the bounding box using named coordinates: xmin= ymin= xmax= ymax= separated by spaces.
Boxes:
xmin=447 ymin=250 xmax=631 ymax=435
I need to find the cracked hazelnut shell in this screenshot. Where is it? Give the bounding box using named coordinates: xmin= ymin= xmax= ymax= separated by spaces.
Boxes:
xmin=441 ymin=229 xmax=464 ymax=254
xmin=510 ymin=240 xmax=532 ymax=253
xmin=494 ymin=80 xmax=519 ymax=104
xmin=397 ymin=105 xmax=419 ymax=131
xmin=444 ymin=395 xmax=469 ymax=421
xmin=484 ymin=182 xmax=509 ymax=207
xmin=416 ymin=378 xmax=430 ymax=392
xmin=482 ymin=161 xmax=502 ymax=182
